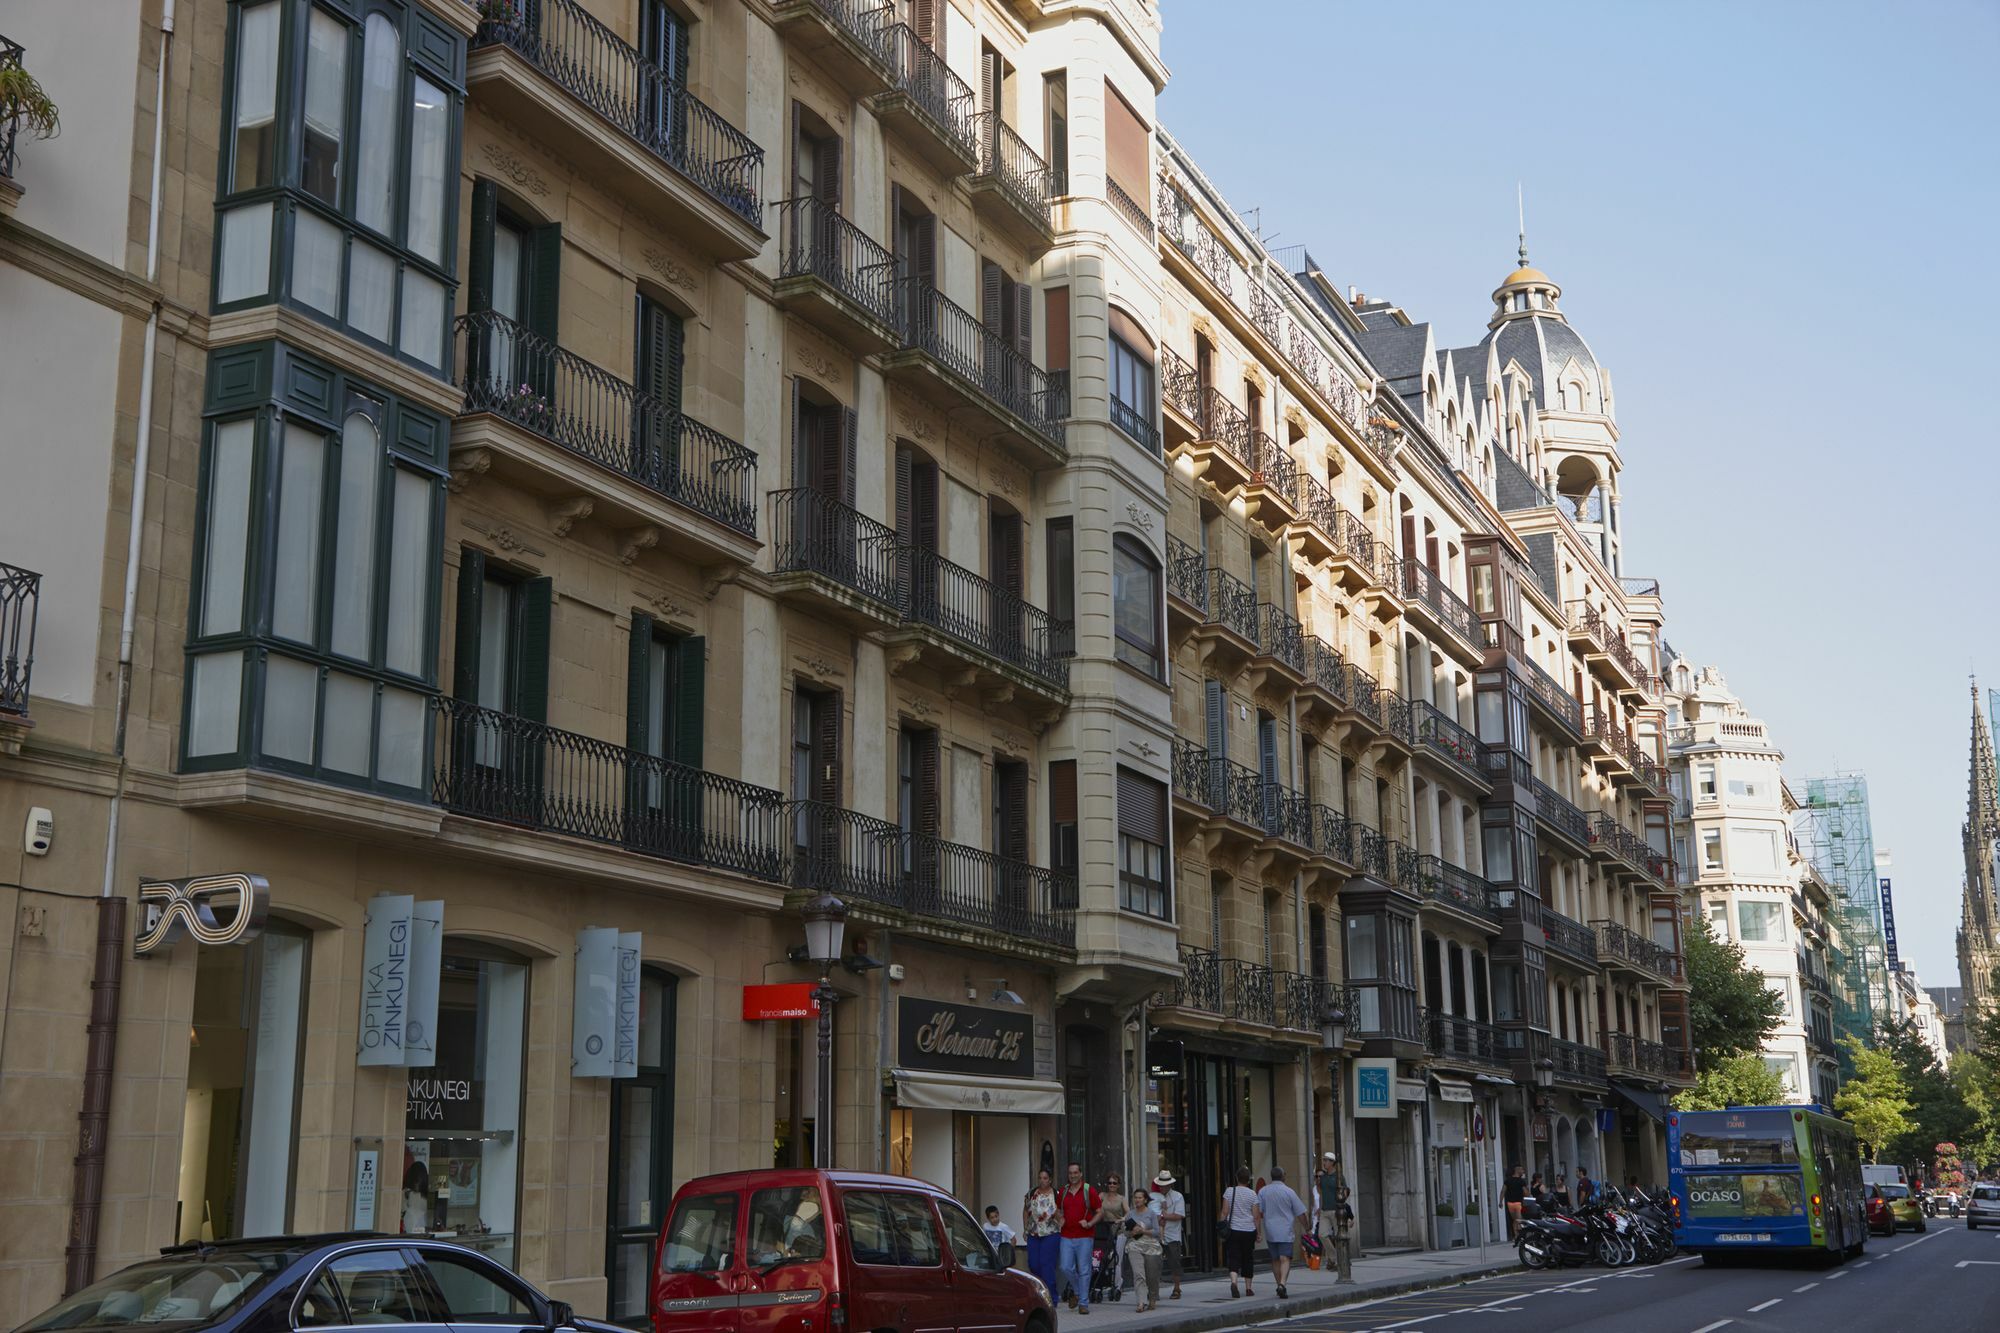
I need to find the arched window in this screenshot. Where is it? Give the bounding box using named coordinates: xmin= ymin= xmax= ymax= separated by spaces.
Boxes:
xmin=1112 ymin=535 xmax=1162 ymax=678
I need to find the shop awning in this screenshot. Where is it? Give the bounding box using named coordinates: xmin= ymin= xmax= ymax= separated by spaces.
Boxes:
xmin=1432 ymin=1078 xmax=1476 ymax=1103
xmin=891 ymin=1069 xmax=1066 ymax=1116
xmin=1610 ymin=1080 xmax=1669 ymax=1125
xmin=1474 ymin=1073 xmax=1516 ymax=1086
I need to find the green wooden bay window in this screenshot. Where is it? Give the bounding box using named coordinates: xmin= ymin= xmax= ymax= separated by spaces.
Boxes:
xmin=182 ymin=341 xmax=447 ymax=796
xmin=214 ymin=0 xmax=465 ymax=374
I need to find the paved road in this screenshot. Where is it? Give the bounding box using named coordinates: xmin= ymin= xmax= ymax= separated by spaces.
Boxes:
xmin=1257 ymin=1219 xmax=2000 ymax=1333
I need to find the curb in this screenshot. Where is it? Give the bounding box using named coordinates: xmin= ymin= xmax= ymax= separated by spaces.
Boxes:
xmin=1073 ymin=1262 xmax=1521 ymax=1333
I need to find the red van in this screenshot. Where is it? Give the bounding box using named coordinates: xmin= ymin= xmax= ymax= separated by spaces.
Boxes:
xmin=652 ymin=1168 xmax=1055 ymax=1333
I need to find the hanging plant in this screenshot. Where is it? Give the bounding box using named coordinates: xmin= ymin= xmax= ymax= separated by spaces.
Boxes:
xmin=0 ymin=60 xmax=60 ymax=141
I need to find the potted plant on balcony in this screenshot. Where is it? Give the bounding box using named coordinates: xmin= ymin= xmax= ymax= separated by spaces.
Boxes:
xmin=0 ymin=53 xmax=61 ymax=148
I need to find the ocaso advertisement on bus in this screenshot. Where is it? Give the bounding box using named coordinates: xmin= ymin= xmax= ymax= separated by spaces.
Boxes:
xmin=1683 ymin=1173 xmax=1805 ymax=1219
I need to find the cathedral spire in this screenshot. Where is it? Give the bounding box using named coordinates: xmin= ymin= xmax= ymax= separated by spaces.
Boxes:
xmin=1972 ymin=679 xmax=1999 ymax=836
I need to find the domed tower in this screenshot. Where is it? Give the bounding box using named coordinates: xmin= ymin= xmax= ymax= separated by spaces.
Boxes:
xmin=1477 ymin=237 xmax=1626 ymax=574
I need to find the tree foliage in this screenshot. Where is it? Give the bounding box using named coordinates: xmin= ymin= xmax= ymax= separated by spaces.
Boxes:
xmin=1673 ymin=1055 xmax=1788 ymax=1113
xmin=1835 ymin=1035 xmax=1915 ymax=1162
xmin=1875 ymin=1018 xmax=1978 ymax=1168
xmin=1684 ymin=915 xmax=1784 ymax=1063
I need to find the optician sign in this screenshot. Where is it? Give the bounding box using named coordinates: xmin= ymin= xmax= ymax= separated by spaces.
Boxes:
xmin=357 ymin=894 xmax=443 ymax=1068
xmin=134 ymin=873 xmax=270 ymax=954
xmin=897 ymin=998 xmax=1034 ymax=1079
xmin=1354 ymin=1057 xmax=1396 ymax=1118
xmin=573 ymin=927 xmax=642 ymax=1079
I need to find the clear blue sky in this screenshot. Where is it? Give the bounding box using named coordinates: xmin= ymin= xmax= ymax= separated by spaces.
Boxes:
xmin=1158 ymin=0 xmax=2000 ymax=987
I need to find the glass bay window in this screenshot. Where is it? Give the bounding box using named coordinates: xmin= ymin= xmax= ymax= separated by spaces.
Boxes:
xmin=214 ymin=0 xmax=464 ymax=374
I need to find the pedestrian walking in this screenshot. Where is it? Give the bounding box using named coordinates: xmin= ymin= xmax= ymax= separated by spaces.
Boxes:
xmin=1256 ymin=1166 xmax=1308 ymax=1298
xmin=1574 ymin=1167 xmax=1595 ymax=1207
xmin=1022 ymin=1169 xmax=1061 ymax=1304
xmin=1153 ymin=1170 xmax=1187 ymax=1300
xmin=1218 ymin=1166 xmax=1262 ymax=1298
xmin=981 ymin=1205 xmax=1019 ymax=1268
xmin=1125 ymin=1188 xmax=1164 ymax=1311
xmin=1316 ymin=1152 xmax=1342 ymax=1246
xmin=1096 ymin=1173 xmax=1129 ymax=1296
xmin=1503 ymin=1165 xmax=1527 ymax=1240
xmin=1057 ymin=1161 xmax=1102 ymax=1313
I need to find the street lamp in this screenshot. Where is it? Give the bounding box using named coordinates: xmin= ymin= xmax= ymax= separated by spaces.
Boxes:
xmin=802 ymin=892 xmax=847 ymax=1169
xmin=1319 ymin=999 xmax=1353 ymax=1284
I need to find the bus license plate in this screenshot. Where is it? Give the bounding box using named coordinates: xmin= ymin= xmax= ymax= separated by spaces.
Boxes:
xmin=1717 ymin=1233 xmax=1772 ymax=1242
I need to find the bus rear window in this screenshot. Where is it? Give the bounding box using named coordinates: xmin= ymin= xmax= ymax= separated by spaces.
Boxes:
xmin=1677 ymin=1110 xmax=1797 ymax=1166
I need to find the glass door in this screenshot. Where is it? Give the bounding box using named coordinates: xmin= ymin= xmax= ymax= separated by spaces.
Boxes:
xmin=608 ymin=970 xmax=677 ymax=1325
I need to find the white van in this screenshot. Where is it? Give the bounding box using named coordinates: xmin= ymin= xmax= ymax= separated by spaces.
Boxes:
xmin=1862 ymin=1164 xmax=1906 ymax=1189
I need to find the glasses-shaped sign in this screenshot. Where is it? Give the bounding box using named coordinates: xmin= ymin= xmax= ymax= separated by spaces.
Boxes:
xmin=135 ymin=873 xmax=271 ymax=954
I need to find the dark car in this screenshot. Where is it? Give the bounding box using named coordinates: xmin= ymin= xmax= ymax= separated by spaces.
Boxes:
xmin=10 ymin=1234 xmax=614 ymax=1333
xmin=654 ymin=1169 xmax=1056 ymax=1333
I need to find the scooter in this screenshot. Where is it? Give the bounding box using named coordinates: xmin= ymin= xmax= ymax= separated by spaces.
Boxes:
xmin=1517 ymin=1199 xmax=1594 ymax=1269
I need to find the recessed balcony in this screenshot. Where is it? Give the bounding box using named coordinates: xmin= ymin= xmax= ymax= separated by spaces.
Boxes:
xmin=468 ymin=0 xmax=765 ymax=260
xmin=867 ymin=24 xmax=980 ymax=175
xmin=879 ymin=280 xmax=1068 ymax=469
xmin=966 ymin=112 xmax=1055 ymax=252
xmin=774 ymin=198 xmax=903 ymax=353
xmin=451 ymin=312 xmax=760 ymax=567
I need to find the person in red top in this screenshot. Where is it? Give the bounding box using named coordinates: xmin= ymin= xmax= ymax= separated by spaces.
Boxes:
xmin=1057 ymin=1161 xmax=1102 ymax=1312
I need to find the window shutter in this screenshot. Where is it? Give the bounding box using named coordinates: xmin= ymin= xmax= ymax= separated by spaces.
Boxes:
xmin=790 ymin=101 xmax=806 ymax=200
xmin=789 ymin=377 xmax=806 ymax=488
xmin=915 ymin=728 xmax=940 ymax=836
xmin=980 ymin=47 xmax=999 ymax=114
xmin=814 ymin=132 xmax=842 ymax=211
xmin=452 ymin=549 xmax=486 ymax=702
xmin=1259 ymin=715 xmax=1279 ymax=785
xmin=1401 ymin=513 xmax=1418 ymax=561
xmin=914 ymin=213 xmax=936 ymax=289
xmin=1205 ymin=678 xmax=1226 ymax=760
xmin=840 ymin=405 xmax=858 ymax=506
xmin=812 ymin=692 xmax=841 ymax=805
xmin=528 ymin=222 xmax=562 ymax=345
xmin=468 ymin=180 xmax=498 ymax=314
xmin=997 ymin=761 xmax=1028 ymax=862
xmin=516 ymin=577 xmax=553 ymax=724
xmin=1045 ymin=286 xmax=1070 ymax=372
xmin=1012 ymin=281 xmax=1033 ymax=362
xmin=894 ymin=443 xmax=914 ymax=538
xmin=981 ymin=261 xmax=1004 ymax=336
xmin=626 ymin=610 xmax=656 ymax=752
xmin=991 ymin=509 xmax=1022 ymax=594
xmin=1117 ymin=768 xmax=1165 ymax=843
xmin=912 ymin=460 xmax=938 ymax=552
xmin=673 ymin=635 xmax=704 ymax=769
xmin=914 ymin=0 xmax=941 ymax=56
xmin=1104 ymin=81 xmax=1147 ymax=199
xmin=668 ymin=7 xmax=689 ymax=88
xmin=1051 ymin=759 xmax=1077 ymax=824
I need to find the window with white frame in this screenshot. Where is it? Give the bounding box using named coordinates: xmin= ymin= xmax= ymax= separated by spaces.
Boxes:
xmin=1738 ymin=900 xmax=1785 ymax=944
xmin=1701 ymin=828 xmax=1723 ymax=870
xmin=1695 ymin=763 xmax=1717 ymax=801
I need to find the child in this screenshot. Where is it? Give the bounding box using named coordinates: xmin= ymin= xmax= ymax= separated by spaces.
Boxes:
xmin=982 ymin=1204 xmax=1020 ymax=1268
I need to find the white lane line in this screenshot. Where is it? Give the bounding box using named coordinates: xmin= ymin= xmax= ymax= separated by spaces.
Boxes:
xmin=1825 ymin=1270 xmax=1848 ymax=1279
xmin=1896 ymin=1231 xmax=1946 ymax=1251
xmin=1691 ymin=1322 xmax=1734 ymax=1333
xmin=1793 ymin=1282 xmax=1820 ymax=1292
xmin=1855 ymin=1259 xmax=1873 ymax=1267
xmin=1748 ymin=1299 xmax=1782 ymax=1312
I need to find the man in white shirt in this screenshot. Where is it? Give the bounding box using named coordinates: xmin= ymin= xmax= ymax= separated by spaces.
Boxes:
xmin=1256 ymin=1166 xmax=1309 ymax=1299
xmin=1152 ymin=1171 xmax=1188 ymax=1300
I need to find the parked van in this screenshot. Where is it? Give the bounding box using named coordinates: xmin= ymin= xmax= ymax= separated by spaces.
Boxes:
xmin=652 ymin=1168 xmax=1056 ymax=1333
xmin=1861 ymin=1164 xmax=1906 ymax=1190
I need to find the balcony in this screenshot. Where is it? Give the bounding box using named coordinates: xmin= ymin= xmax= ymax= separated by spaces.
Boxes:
xmin=1566 ymin=600 xmax=1646 ymax=692
xmin=881 ymin=279 xmax=1067 ymax=468
xmin=1307 ymin=803 xmax=1355 ymax=870
xmin=1411 ymin=700 xmax=1489 ymax=789
xmin=0 ymin=36 xmax=23 ymax=206
xmin=1175 ymin=387 xmax=1255 ymax=494
xmin=433 ymin=696 xmax=786 ymax=881
xmin=1604 ymin=1032 xmax=1682 ymax=1081
xmin=1155 ymin=943 xmax=1223 ymax=1013
xmin=1423 ymin=1009 xmax=1508 ymax=1068
xmin=1593 ymin=920 xmax=1682 ymax=985
xmin=884 ymin=545 xmax=1071 ymax=702
xmin=789 ymin=800 xmax=1076 ymax=951
xmin=1400 ymin=561 xmax=1480 ymax=656
xmin=1532 ymin=779 xmax=1592 ymax=854
xmin=1400 ymin=851 xmax=1497 ymax=926
xmin=1204 ymin=755 xmax=1266 ymax=839
xmin=469 ymin=0 xmax=764 ymax=258
xmin=1170 ymin=738 xmax=1212 ymax=820
xmin=1221 ymin=959 xmax=1277 ymax=1027
xmin=1540 ymin=908 xmax=1599 ymax=968
xmin=0 ymin=561 xmax=38 ymax=746
xmin=868 ymin=23 xmax=979 ymax=175
xmin=1157 ymin=177 xmax=1235 ymax=298
xmin=1165 ymin=535 xmax=1207 ymax=639
xmin=1256 ymin=783 xmax=1314 ymax=862
xmin=1246 ymin=602 xmax=1306 ymax=692
xmin=1106 ymin=177 xmax=1152 ymax=241
xmin=1329 ymin=508 xmax=1383 ymax=594
xmin=1296 ymin=635 xmax=1350 ymax=729
xmin=1346 ymin=664 xmax=1413 ymax=752
xmin=1191 ymin=567 xmax=1259 ymax=669
xmin=1159 ymin=347 xmax=1203 ymax=444
xmin=775 ymin=198 xmax=902 ymax=352
xmin=1242 ymin=430 xmax=1299 ymax=531
xmin=1289 ymin=472 xmax=1340 ymax=564
xmin=770 ymin=488 xmax=903 ymax=626
xmin=1279 ymin=973 xmax=1343 ymax=1034
xmin=769 ymin=0 xmax=894 ymax=99
xmin=1109 ymin=391 xmax=1159 ymax=454
xmin=452 ymin=313 xmax=760 ymax=562
xmin=1550 ymin=1035 xmax=1609 ymax=1086
xmin=967 ymin=111 xmax=1054 ymax=250
xmin=1520 ymin=653 xmax=1583 ymax=739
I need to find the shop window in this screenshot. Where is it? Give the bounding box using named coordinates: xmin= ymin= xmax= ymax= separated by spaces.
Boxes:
xmin=182 ymin=346 xmax=445 ymax=796
xmin=404 ymin=948 xmax=529 ymax=1269
xmin=175 ymin=926 xmax=310 ymax=1242
xmin=215 ymin=0 xmax=463 ymax=371
xmin=607 ymin=969 xmax=678 ymax=1324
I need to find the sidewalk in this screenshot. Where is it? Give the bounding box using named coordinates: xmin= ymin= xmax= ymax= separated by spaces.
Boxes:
xmin=1048 ymin=1244 xmax=1519 ymax=1332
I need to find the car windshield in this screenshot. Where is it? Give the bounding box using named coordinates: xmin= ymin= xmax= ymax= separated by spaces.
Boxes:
xmin=1975 ymin=1186 xmax=2000 ymax=1201
xmin=17 ymin=1253 xmax=291 ymax=1332
xmin=1877 ymin=1184 xmax=1909 ymax=1199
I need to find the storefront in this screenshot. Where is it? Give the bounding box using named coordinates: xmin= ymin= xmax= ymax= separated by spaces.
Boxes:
xmin=1351 ymin=1060 xmax=1430 ymax=1251
xmin=1424 ymin=1077 xmax=1506 ymax=1250
xmin=1150 ymin=1037 xmax=1287 ymax=1271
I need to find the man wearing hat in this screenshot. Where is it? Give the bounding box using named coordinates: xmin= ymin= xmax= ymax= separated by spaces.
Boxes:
xmin=1316 ymin=1152 xmax=1343 ymax=1248
xmin=1152 ymin=1170 xmax=1187 ymax=1300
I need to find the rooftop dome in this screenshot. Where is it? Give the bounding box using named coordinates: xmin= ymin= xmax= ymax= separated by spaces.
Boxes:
xmin=1500 ymin=264 xmax=1551 ymax=288
xmin=1479 ymin=244 xmax=1605 ymax=412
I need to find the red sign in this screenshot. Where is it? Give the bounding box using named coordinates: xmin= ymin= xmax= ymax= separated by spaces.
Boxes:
xmin=742 ymin=983 xmax=819 ymax=1021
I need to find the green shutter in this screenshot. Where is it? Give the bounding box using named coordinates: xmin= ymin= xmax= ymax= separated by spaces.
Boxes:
xmin=626 ymin=610 xmax=655 ymax=752
xmin=516 ymin=576 xmax=553 ymax=724
xmin=673 ymin=635 xmax=704 ymax=770
xmin=452 ymin=548 xmax=486 ymax=702
xmin=468 ymin=180 xmax=498 ymax=314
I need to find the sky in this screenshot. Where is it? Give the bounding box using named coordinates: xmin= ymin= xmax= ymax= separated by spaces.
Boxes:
xmin=1156 ymin=0 xmax=2000 ymax=986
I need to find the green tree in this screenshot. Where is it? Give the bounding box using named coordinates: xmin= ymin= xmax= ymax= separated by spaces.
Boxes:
xmin=1835 ymin=1035 xmax=1915 ymax=1161
xmin=1684 ymin=915 xmax=1784 ymax=1062
xmin=1876 ymin=1018 xmax=1978 ymax=1166
xmin=1672 ymin=1054 xmax=1788 ymax=1113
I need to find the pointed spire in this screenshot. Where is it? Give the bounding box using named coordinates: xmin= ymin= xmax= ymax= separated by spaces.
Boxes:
xmin=1974 ymin=677 xmax=2000 ymax=835
xmin=1517 ymin=183 xmax=1529 ymax=267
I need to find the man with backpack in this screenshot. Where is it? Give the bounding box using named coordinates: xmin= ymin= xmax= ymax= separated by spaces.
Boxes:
xmin=1057 ymin=1161 xmax=1102 ymax=1313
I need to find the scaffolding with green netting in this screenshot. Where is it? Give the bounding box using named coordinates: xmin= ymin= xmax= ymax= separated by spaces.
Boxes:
xmin=1796 ymin=773 xmax=1886 ymax=1072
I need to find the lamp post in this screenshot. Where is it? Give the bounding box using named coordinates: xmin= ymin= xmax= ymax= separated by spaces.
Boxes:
xmin=803 ymin=892 xmax=847 ymax=1169
xmin=1320 ymin=998 xmax=1353 ymax=1284
xmin=1534 ymin=1056 xmax=1556 ymax=1180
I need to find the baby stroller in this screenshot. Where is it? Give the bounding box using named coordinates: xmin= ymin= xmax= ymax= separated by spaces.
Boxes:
xmin=1088 ymin=1240 xmax=1125 ymax=1303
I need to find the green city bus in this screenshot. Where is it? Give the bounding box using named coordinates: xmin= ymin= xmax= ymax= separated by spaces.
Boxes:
xmin=1668 ymin=1104 xmax=1866 ymax=1260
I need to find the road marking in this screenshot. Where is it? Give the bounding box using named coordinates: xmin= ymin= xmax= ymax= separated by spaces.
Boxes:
xmin=1825 ymin=1270 xmax=1847 ymax=1279
xmin=1896 ymin=1231 xmax=1946 ymax=1251
xmin=1748 ymin=1299 xmax=1782 ymax=1312
xmin=1956 ymin=1260 xmax=2000 ymax=1267
xmin=1691 ymin=1322 xmax=1734 ymax=1333
xmin=1793 ymin=1282 xmax=1819 ymax=1292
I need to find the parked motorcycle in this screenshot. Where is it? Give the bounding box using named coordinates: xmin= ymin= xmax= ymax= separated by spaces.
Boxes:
xmin=1517 ymin=1199 xmax=1594 ymax=1269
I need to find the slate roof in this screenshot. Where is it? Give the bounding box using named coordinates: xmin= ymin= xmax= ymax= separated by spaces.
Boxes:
xmin=1480 ymin=314 xmax=1603 ymax=409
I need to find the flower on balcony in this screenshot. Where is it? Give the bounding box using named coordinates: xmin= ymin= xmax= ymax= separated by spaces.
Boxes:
xmin=477 ymin=0 xmax=526 ymax=21
xmin=497 ymin=382 xmax=554 ymax=429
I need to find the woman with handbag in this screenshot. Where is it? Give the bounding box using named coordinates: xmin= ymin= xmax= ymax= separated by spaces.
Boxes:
xmin=1217 ymin=1166 xmax=1263 ymax=1298
xmin=1022 ymin=1169 xmax=1062 ymax=1302
xmin=1125 ymin=1188 xmax=1165 ymax=1312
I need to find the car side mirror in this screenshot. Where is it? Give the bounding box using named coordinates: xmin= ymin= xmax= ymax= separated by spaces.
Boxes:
xmin=545 ymin=1300 xmax=575 ymax=1331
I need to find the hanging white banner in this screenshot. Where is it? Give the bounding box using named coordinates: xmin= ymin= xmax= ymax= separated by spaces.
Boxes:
xmin=614 ymin=931 xmax=642 ymax=1079
xmin=574 ymin=927 xmax=620 ymax=1078
xmin=358 ymin=894 xmax=415 ymax=1067
xmin=405 ymin=900 xmax=443 ymax=1069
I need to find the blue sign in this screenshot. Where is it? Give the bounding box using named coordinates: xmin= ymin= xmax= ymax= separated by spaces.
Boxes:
xmin=1355 ymin=1058 xmax=1395 ymax=1118
xmin=1880 ymin=877 xmax=1900 ymax=973
xmin=1597 ymin=1108 xmax=1618 ymax=1133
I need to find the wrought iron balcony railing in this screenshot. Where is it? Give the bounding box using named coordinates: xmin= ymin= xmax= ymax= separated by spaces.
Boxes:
xmin=897 ymin=544 xmax=1070 ymax=690
xmin=1292 ymin=471 xmax=1340 ymax=537
xmin=1197 ymin=386 xmax=1252 ymax=467
xmin=779 ymin=0 xmax=895 ymax=64
xmin=1331 ymin=508 xmax=1379 ymax=572
xmin=434 ymin=696 xmax=787 ymax=879
xmin=1403 ymin=852 xmax=1497 ymax=921
xmin=1162 ymin=943 xmax=1222 ymax=1011
xmin=1594 ymin=919 xmax=1681 ymax=982
xmin=1551 ymin=1035 xmax=1608 ymax=1083
xmin=1160 ymin=346 xmax=1201 ymax=423
xmin=1301 ymin=635 xmax=1349 ymax=704
xmin=1110 ymin=393 xmax=1159 ymax=453
xmin=893 ymin=278 xmax=1067 ymax=454
xmin=1106 ymin=176 xmax=1151 ymax=239
xmin=0 ymin=562 xmax=39 ymax=713
xmin=1221 ymin=958 xmax=1276 ymax=1026
xmin=1533 ymin=778 xmax=1591 ymax=846
xmin=1521 ymin=652 xmax=1582 ymax=735
xmin=0 ymin=37 xmax=23 ymax=180
xmin=772 ymin=487 xmax=903 ymax=606
xmin=1309 ymin=803 xmax=1353 ymax=864
xmin=1247 ymin=285 xmax=1284 ymax=347
xmin=1171 ymin=737 xmax=1211 ymax=808
xmin=473 ymin=0 xmax=764 ymax=225
xmin=1247 ymin=428 xmax=1297 ymax=499
xmin=1351 ymin=821 xmax=1394 ymax=881
xmin=1279 ymin=972 xmax=1342 ymax=1032
xmin=1258 ymin=783 xmax=1313 ymax=850
xmin=457 ymin=312 xmax=759 ymax=534
xmin=1412 ymin=700 xmax=1485 ymax=783
xmin=1157 ymin=177 xmax=1235 ymax=296
xmin=1423 ymin=1008 xmax=1507 ymax=1065
xmin=878 ymin=22 xmax=978 ymax=159
xmin=970 ymin=110 xmax=1052 ymax=228
xmin=777 ymin=195 xmax=900 ymax=327
xmin=1540 ymin=907 xmax=1598 ymax=964
xmin=1202 ymin=567 xmax=1259 ymax=644
xmin=1254 ymin=603 xmax=1304 ymax=673
xmin=1206 ymin=755 xmax=1264 ymax=828
xmin=1400 ymin=560 xmax=1478 ymax=647
xmin=1166 ymin=534 xmax=1206 ymax=608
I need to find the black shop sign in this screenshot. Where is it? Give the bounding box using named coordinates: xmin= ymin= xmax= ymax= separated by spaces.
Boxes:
xmin=898 ymin=998 xmax=1035 ymax=1080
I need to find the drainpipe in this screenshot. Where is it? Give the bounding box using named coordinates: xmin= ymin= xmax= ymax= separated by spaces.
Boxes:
xmin=65 ymin=0 xmax=173 ymax=1293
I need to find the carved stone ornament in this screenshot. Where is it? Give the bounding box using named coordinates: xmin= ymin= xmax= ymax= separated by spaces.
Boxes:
xmin=989 ymin=463 xmax=1023 ymax=497
xmin=642 ymin=246 xmax=700 ymax=294
xmin=619 ymin=525 xmax=660 ymax=565
xmin=994 ymin=729 xmax=1028 ymax=755
xmin=1124 ymin=502 xmax=1155 ymax=532
xmin=905 ymin=695 xmax=939 ymax=720
xmin=648 ymin=590 xmax=695 ymax=622
xmin=794 ymin=337 xmax=841 ymax=384
xmin=448 ymin=448 xmax=492 ymax=495
xmin=1125 ymin=739 xmax=1161 ymax=760
xmin=478 ymin=141 xmax=550 ymax=198
xmin=898 ymin=405 xmax=940 ymax=444
xmin=796 ymin=653 xmax=844 ymax=679
xmin=484 ymin=527 xmax=546 ymax=559
xmin=547 ymin=496 xmax=593 ymax=538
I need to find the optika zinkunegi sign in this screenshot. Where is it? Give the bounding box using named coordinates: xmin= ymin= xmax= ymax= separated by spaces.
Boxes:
xmin=897 ymin=998 xmax=1034 ymax=1079
xmin=134 ymin=873 xmax=270 ymax=954
xmin=357 ymin=893 xmax=442 ymax=1069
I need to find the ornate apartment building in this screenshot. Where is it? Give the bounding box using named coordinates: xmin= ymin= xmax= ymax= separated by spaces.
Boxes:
xmin=0 ymin=0 xmax=1696 ymax=1315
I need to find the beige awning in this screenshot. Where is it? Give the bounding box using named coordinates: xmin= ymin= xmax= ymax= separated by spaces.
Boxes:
xmin=892 ymin=1069 xmax=1067 ymax=1116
